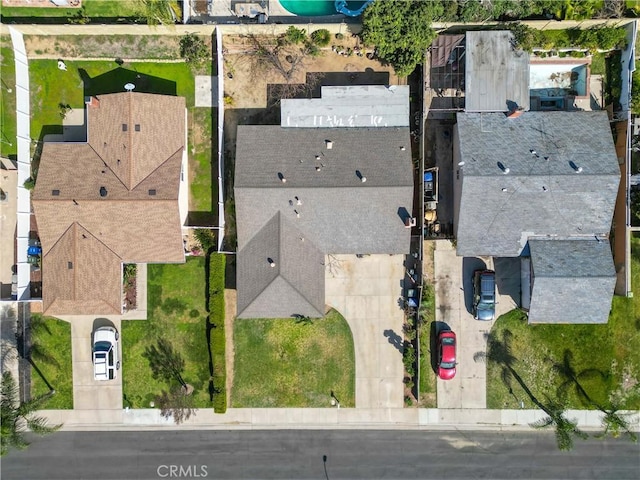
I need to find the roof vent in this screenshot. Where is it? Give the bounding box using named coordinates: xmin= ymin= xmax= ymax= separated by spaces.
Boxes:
xmin=361 ymin=176 xmax=367 ymax=183
xmin=278 ymin=172 xmax=287 ymax=183
xmin=148 ymin=189 xmax=157 ymax=196
xmin=268 ymin=257 xmax=276 ymax=267
xmin=52 ymin=189 xmax=60 ymax=196
xmin=356 ymin=170 xmax=367 ymax=182
xmin=295 ymin=196 xmax=302 ymax=206
xmin=122 ymin=124 xmax=128 ymax=132
xmin=400 ymin=146 xmax=406 ymax=151
xmin=68 ymin=261 xmax=73 ymax=269
xmin=497 ymin=162 xmax=509 ymax=174
xmin=99 ymin=186 xmax=108 ymax=197
xmin=294 ymin=209 xmax=300 ymax=218
xmin=315 ymin=166 xmax=321 ymax=172
xmin=326 ymin=140 xmax=333 ymax=149
xmin=315 ymin=155 xmax=321 ymax=161
xmin=135 ymin=124 xmax=141 ymax=132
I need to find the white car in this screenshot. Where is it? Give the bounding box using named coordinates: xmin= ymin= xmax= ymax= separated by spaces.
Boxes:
xmin=93 ymin=326 xmax=120 ymax=381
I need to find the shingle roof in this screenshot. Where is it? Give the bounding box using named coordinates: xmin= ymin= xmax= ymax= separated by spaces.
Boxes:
xmin=455 ymin=111 xmax=620 ymax=257
xmin=235 ymin=125 xmax=414 ymax=318
xmin=528 ymin=238 xmax=615 ymax=324
xmin=464 ymin=31 xmax=530 ymax=112
xmin=33 ymin=92 xmax=185 ymax=316
xmin=236 ymin=212 xmax=325 ymax=318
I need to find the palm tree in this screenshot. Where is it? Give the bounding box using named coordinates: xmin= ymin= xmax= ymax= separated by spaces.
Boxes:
xmin=135 ymin=0 xmax=181 ymax=26
xmin=476 ymin=330 xmax=587 ymax=451
xmin=550 ymin=350 xmax=637 ymax=443
xmin=1 ymin=372 xmax=60 ymax=456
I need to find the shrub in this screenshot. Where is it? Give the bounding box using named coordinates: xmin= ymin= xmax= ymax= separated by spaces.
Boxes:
xmin=284 ymin=26 xmax=307 ymax=45
xmin=311 ymin=29 xmax=331 ymax=47
xmin=194 ymin=229 xmax=216 ymax=252
xmin=179 ymin=33 xmax=209 ymax=68
xmin=335 ymin=32 xmax=344 ymax=40
xmin=208 ymin=253 xmax=226 ymax=413
xmin=23 ymin=178 xmax=35 ymax=190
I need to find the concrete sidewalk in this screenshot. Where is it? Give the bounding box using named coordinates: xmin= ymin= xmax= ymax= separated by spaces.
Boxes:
xmin=39 ymin=406 xmax=639 ymax=432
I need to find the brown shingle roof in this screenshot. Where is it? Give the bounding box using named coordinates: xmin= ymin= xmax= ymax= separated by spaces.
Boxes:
xmin=33 ymin=92 xmax=186 ymax=316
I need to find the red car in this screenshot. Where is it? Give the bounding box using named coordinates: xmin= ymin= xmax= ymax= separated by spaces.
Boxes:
xmin=437 ymin=330 xmax=457 ymax=380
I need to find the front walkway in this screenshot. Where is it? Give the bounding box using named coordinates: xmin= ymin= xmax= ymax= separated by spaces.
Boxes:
xmin=325 ymin=254 xmax=406 ymax=409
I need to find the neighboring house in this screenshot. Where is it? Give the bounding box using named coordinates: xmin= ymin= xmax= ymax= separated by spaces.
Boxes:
xmin=234 ymin=85 xmax=414 ymax=318
xmin=453 ymin=111 xmax=620 ymax=323
xmin=33 ymin=92 xmax=187 ymax=316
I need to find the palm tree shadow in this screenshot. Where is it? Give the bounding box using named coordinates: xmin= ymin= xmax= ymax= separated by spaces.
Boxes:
xmin=476 ymin=330 xmax=588 ymax=451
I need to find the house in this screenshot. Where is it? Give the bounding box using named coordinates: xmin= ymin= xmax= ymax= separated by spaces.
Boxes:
xmin=234 ymin=85 xmax=414 ymax=318
xmin=453 ymin=111 xmax=620 ymax=323
xmin=32 ymin=92 xmax=187 ymax=316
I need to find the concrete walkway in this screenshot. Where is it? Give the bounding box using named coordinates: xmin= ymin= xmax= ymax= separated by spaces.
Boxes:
xmin=325 ymin=254 xmax=406 ymax=409
xmin=38 ymin=406 xmax=639 ymax=432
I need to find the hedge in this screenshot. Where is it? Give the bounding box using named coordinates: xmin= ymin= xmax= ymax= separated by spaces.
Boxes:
xmin=509 ymin=24 xmax=628 ymax=53
xmin=208 ymin=253 xmax=226 ymax=413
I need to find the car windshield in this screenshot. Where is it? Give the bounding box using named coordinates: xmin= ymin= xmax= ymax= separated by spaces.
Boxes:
xmin=94 ymin=341 xmax=112 ymax=352
xmin=441 ymin=337 xmax=455 ymax=345
xmin=440 ymin=361 xmax=455 ymax=369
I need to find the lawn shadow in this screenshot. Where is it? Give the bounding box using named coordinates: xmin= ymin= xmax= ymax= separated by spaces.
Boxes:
xmin=78 ymin=67 xmax=177 ymax=97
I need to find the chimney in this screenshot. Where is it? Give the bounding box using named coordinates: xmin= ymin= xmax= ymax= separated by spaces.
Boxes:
xmin=85 ymin=96 xmax=100 ymax=108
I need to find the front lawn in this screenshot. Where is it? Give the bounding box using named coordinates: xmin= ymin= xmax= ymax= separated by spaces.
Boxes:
xmin=232 ymin=311 xmax=355 ymax=408
xmin=486 ymin=236 xmax=640 ymax=410
xmin=122 ymin=257 xmax=217 ymax=409
xmin=1 ymin=37 xmax=17 ymax=158
xmin=30 ymin=315 xmax=73 ymax=410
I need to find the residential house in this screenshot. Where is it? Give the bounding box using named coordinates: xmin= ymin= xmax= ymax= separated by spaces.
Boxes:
xmin=234 ymin=85 xmax=414 ymax=318
xmin=33 ymin=92 xmax=187 ymax=316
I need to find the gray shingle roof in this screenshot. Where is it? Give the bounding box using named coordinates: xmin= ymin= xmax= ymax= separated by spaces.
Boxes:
xmin=235 ymin=125 xmax=414 ymax=318
xmin=465 ymin=31 xmax=530 ymax=112
xmin=455 ymin=111 xmax=620 ymax=257
xmin=236 ymin=212 xmax=325 ymax=319
xmin=528 ymin=238 xmax=615 ymax=324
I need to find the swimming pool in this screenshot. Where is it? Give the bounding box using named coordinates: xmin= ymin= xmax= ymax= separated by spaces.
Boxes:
xmin=279 ymin=0 xmax=369 ymax=16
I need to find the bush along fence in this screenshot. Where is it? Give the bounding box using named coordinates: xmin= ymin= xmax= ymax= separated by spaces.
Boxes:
xmin=207 ymin=253 xmax=226 ymax=413
xmin=508 ymin=24 xmax=628 ymax=53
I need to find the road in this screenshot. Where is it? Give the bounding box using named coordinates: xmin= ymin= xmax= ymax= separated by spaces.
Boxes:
xmin=2 ymin=430 xmax=638 ymax=480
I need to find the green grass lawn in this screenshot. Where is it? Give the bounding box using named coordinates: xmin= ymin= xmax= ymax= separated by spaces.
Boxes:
xmin=189 ymin=108 xmax=215 ymax=213
xmin=232 ymin=311 xmax=355 ymax=408
xmin=486 ymin=236 xmax=640 ymax=411
xmin=30 ymin=315 xmax=73 ymax=410
xmin=418 ymin=283 xmax=437 ymax=407
xmin=1 ymin=37 xmax=17 ymax=158
xmin=29 ymin=59 xmax=196 ymax=141
xmin=122 ymin=257 xmax=210 ymax=408
xmin=1 ymin=0 xmax=139 ymax=19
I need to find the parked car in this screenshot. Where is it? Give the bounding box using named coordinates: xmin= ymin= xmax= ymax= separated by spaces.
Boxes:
xmin=437 ymin=330 xmax=457 ymax=380
xmin=473 ymin=269 xmax=496 ymax=321
xmin=92 ymin=326 xmax=120 ymax=381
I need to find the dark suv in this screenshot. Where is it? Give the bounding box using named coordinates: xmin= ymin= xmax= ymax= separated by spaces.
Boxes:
xmin=473 ymin=270 xmax=496 ymax=321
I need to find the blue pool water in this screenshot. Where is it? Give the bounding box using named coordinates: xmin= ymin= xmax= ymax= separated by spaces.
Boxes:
xmin=279 ymin=0 xmax=369 ymax=16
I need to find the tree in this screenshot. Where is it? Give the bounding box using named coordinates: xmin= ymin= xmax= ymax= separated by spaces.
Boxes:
xmin=361 ymin=0 xmax=442 ymax=77
xmin=135 ymin=0 xmax=181 ymax=26
xmin=179 ymin=33 xmax=210 ymax=69
xmin=1 ymin=372 xmax=60 ymax=456
xmin=476 ymin=328 xmax=588 ymax=451
xmin=155 ymin=388 xmax=196 ymax=425
xmin=143 ymin=338 xmax=189 ymax=391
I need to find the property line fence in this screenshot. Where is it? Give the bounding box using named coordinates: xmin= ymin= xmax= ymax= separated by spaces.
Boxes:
xmin=216 ymin=26 xmax=226 ymax=252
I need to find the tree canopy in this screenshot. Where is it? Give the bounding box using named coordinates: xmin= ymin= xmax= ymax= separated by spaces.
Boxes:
xmin=361 ymin=0 xmax=442 ymax=77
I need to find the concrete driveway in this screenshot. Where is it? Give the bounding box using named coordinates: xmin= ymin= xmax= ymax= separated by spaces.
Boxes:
xmin=433 ymin=241 xmax=520 ymax=409
xmin=65 ymin=315 xmax=123 ymax=411
xmin=325 ymin=254 xmax=406 ymax=409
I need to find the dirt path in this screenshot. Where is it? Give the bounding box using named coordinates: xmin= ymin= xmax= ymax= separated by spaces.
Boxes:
xmin=224 ymin=288 xmax=236 ymax=403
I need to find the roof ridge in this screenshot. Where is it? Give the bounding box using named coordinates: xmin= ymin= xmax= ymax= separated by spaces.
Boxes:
xmin=75 ymin=222 xmax=124 ymax=261
xmin=128 ymin=92 xmax=133 ymax=189
xmin=87 ymin=143 xmax=130 ymax=192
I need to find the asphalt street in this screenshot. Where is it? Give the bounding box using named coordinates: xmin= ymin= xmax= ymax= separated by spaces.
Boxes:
xmin=2 ymin=430 xmax=638 ymax=480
